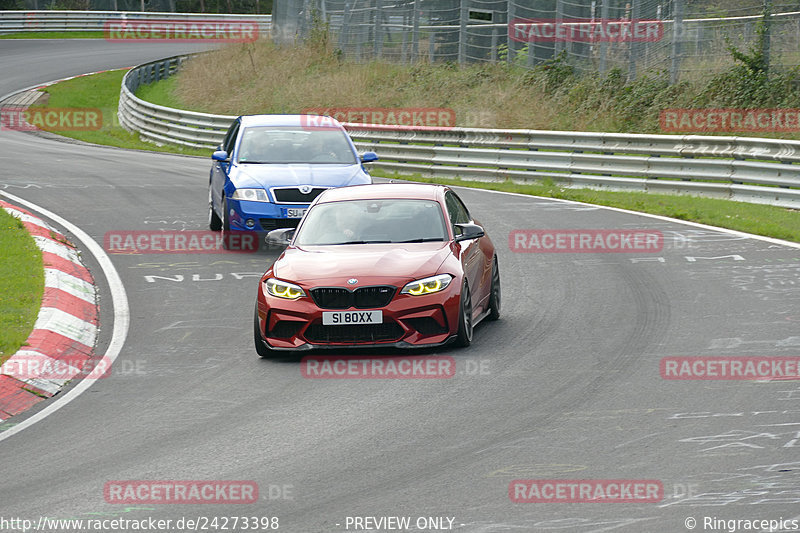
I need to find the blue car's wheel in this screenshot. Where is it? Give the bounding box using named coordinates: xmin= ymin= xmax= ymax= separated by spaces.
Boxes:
xmin=221 ymin=197 xmax=232 ymax=250
xmin=209 ymin=187 xmax=222 ymax=231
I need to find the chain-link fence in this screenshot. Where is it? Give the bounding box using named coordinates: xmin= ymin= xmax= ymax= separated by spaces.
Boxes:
xmin=271 ymin=0 xmax=800 ymax=82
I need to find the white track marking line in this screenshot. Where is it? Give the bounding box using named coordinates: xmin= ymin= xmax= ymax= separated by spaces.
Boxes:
xmin=466 ymin=187 xmax=800 ymax=250
xmin=0 ymin=191 xmax=129 ymax=442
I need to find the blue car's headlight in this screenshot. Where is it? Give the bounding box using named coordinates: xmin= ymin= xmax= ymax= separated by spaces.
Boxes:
xmin=231 ymin=188 xmax=270 ymax=202
xmin=400 ymin=274 xmax=453 ymax=296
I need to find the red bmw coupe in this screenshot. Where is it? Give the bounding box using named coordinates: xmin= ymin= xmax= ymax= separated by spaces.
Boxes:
xmin=254 ymin=183 xmax=500 ymax=356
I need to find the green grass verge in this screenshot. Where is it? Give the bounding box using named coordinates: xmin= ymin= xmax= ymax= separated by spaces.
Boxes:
xmin=372 ymin=170 xmax=800 ymax=243
xmin=0 ymin=31 xmax=106 ymax=39
xmin=30 ymin=69 xmax=209 ymax=157
xmin=135 ymin=75 xmax=181 ymax=109
xmin=0 ymin=209 xmax=44 ymax=364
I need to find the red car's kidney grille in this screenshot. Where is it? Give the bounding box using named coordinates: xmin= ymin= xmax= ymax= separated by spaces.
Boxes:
xmin=311 ymin=286 xmax=395 ymax=309
xmin=305 ymin=321 xmax=404 ymax=343
xmin=310 ymin=288 xmax=352 ymax=308
xmin=353 ymin=286 xmax=396 ymax=308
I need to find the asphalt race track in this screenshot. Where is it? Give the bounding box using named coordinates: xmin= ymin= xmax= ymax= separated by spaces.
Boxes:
xmin=1 ymin=40 xmax=800 ymax=533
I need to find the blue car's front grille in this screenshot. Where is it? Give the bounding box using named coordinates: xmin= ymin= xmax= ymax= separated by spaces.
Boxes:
xmin=259 ymin=218 xmax=301 ymax=231
xmin=272 ymin=187 xmax=327 ymax=204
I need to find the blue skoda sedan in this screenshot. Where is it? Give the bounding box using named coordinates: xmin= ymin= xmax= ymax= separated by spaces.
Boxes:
xmin=208 ymin=115 xmax=377 ymax=246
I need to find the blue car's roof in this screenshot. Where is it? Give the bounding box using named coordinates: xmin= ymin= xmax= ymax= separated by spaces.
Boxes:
xmin=238 ymin=114 xmax=345 ymax=129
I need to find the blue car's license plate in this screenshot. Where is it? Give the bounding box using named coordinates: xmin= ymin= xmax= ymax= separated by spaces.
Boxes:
xmin=282 ymin=208 xmax=307 ymax=218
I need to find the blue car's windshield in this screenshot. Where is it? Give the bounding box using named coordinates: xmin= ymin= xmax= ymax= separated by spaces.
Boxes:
xmin=237 ymin=126 xmax=358 ymax=165
xmin=295 ymin=199 xmax=449 ymax=246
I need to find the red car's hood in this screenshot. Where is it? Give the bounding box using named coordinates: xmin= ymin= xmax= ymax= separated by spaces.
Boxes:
xmin=273 ymin=242 xmax=451 ymax=284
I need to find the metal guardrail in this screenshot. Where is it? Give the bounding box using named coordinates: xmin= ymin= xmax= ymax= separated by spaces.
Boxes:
xmin=0 ymin=10 xmax=271 ymax=35
xmin=119 ymin=55 xmax=236 ymax=147
xmin=118 ymin=56 xmax=800 ymax=208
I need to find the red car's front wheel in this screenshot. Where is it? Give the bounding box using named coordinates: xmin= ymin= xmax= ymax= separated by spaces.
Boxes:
xmin=487 ymin=257 xmax=501 ymax=321
xmin=455 ymin=280 xmax=473 ymax=347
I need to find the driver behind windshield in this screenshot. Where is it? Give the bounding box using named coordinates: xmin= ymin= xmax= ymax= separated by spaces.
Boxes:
xmin=311 ymin=203 xmax=362 ymax=244
xmin=303 ymin=133 xmax=343 ymax=163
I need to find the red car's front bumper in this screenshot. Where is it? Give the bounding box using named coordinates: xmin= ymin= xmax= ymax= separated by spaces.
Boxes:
xmin=256 ymin=281 xmax=461 ymax=350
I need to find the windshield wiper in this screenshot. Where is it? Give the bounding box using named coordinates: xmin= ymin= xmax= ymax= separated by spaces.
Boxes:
xmin=395 ymin=238 xmax=445 ymax=243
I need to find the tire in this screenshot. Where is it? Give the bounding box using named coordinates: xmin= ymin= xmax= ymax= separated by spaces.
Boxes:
xmin=454 ymin=280 xmax=473 ymax=347
xmin=487 ymin=257 xmax=501 ymax=321
xmin=254 ymin=306 xmax=277 ymax=358
xmin=221 ymin=198 xmax=232 ymax=250
xmin=208 ymin=187 xmax=222 ymax=231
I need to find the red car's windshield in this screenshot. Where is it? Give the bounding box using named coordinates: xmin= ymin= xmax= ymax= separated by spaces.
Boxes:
xmin=295 ymin=199 xmax=449 ymax=245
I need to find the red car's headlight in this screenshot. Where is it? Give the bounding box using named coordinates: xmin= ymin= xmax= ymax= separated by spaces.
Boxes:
xmin=400 ymin=274 xmax=453 ymax=296
xmin=264 ymin=278 xmax=306 ymax=300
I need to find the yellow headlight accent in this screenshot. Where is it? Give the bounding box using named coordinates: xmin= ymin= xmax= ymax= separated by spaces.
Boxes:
xmin=286 ymin=286 xmax=302 ymax=298
xmin=266 ymin=279 xmax=305 ymax=299
xmin=407 ymin=278 xmax=443 ymax=295
xmin=401 ymin=274 xmax=451 ymax=296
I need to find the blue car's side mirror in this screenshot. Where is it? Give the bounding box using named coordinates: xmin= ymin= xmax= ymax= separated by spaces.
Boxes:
xmin=360 ymin=151 xmax=378 ymax=163
xmin=212 ymin=150 xmax=229 ymax=162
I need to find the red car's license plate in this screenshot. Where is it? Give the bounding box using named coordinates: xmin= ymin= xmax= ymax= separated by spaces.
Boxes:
xmin=322 ymin=310 xmax=383 ymax=325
